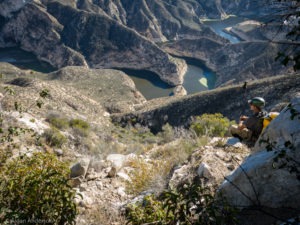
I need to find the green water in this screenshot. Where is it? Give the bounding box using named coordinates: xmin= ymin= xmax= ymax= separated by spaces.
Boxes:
xmin=0 ymin=47 xmax=216 ymax=100
xmin=119 ymin=61 xmax=215 ymax=100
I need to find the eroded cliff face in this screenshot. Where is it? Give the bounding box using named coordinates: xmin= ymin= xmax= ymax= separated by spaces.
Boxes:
xmin=0 ymin=2 xmax=88 ymax=68
xmin=0 ymin=0 xmax=192 ymax=86
xmin=74 ymin=0 xmax=226 ymax=41
xmin=162 ymin=39 xmax=292 ymax=87
xmin=0 ymin=0 xmax=295 ymax=88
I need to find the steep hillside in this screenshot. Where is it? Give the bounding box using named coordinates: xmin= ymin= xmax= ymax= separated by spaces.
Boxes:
xmin=0 ymin=0 xmax=296 ymax=88
xmin=0 ymin=1 xmax=187 ymax=86
xmin=112 ymin=74 xmax=300 ymax=132
xmin=162 ymin=39 xmax=293 ymax=87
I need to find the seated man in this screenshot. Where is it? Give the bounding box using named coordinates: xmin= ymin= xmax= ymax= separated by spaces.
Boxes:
xmin=230 ymin=97 xmax=267 ymax=143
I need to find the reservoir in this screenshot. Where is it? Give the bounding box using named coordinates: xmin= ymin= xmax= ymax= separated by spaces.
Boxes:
xmin=0 ymin=47 xmax=216 ymax=100
xmin=120 ymin=60 xmax=215 ymax=100
xmin=0 ymin=17 xmax=247 ymax=100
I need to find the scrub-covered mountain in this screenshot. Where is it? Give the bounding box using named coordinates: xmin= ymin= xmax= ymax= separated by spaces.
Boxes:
xmin=0 ymin=0 xmax=296 ymax=88
xmin=0 ymin=0 xmax=192 ymax=86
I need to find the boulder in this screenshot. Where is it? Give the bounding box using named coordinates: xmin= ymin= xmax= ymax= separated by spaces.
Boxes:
xmin=225 ymin=137 xmax=241 ymax=147
xmin=219 ymin=94 xmax=300 ymax=212
xmin=106 ymin=154 xmax=126 ymax=170
xmin=172 ymin=85 xmax=187 ymax=96
xmin=70 ymin=158 xmax=91 ymax=178
xmin=197 ymin=163 xmax=212 ymax=178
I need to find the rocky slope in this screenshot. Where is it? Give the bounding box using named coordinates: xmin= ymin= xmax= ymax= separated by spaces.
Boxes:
xmin=219 ymin=94 xmax=300 ymax=224
xmin=162 ymin=38 xmax=293 ymax=87
xmin=0 ymin=0 xmax=189 ymax=86
xmin=0 ymin=0 xmax=295 ymax=88
xmin=1 ymin=61 xmax=299 ymax=225
xmin=0 ymin=2 xmax=88 ymax=68
xmin=112 ymin=74 xmax=300 ymax=132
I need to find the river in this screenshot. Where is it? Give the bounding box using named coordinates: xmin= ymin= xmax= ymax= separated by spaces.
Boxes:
xmin=202 ymin=16 xmax=247 ymax=43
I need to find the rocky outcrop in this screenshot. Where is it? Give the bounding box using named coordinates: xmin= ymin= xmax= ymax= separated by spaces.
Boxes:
xmin=0 ymin=0 xmax=293 ymax=88
xmin=169 ymin=138 xmax=250 ymax=189
xmin=220 ymin=0 xmax=284 ymax=18
xmin=45 ymin=1 xmax=187 ymax=86
xmin=219 ymin=94 xmax=300 ymax=224
xmin=224 ymin=20 xmax=265 ymax=41
xmin=49 ymin=66 xmax=146 ymax=113
xmin=0 ymin=0 xmax=29 ymax=18
xmin=172 ymin=85 xmax=187 ymax=97
xmin=226 ymin=19 xmax=294 ymax=44
xmin=0 ymin=0 xmax=190 ymax=86
xmin=212 ymin=41 xmax=291 ymax=86
xmin=0 ymin=3 xmax=88 ymax=68
xmin=74 ymin=0 xmax=229 ymax=41
xmin=162 ymin=37 xmax=226 ymax=72
xmin=162 ymin=38 xmax=293 ymax=87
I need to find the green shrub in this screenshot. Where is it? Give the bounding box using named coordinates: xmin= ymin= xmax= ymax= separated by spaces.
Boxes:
xmin=126 ymin=195 xmax=170 ymax=225
xmin=126 ymin=158 xmax=162 ymax=194
xmin=43 ymin=128 xmax=67 ymax=147
xmin=190 ymin=113 xmax=234 ymax=137
xmin=126 ymin=182 xmax=238 ymax=225
xmin=46 ymin=114 xmax=69 ymax=130
xmin=0 ymin=152 xmax=77 ymax=225
xmin=69 ymin=119 xmax=90 ymax=136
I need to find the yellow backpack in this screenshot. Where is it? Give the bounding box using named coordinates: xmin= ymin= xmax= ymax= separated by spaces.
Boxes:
xmin=263 ymin=112 xmax=280 ymax=130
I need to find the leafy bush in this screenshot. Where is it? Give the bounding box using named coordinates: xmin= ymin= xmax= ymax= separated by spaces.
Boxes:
xmin=69 ymin=119 xmax=90 ymax=137
xmin=46 ymin=114 xmax=69 ymax=130
xmin=126 ymin=195 xmax=170 ymax=225
xmin=0 ymin=152 xmax=77 ymax=225
xmin=126 ymin=181 xmax=238 ymax=225
xmin=43 ymin=128 xmax=67 ymax=148
xmin=190 ymin=113 xmax=234 ymax=137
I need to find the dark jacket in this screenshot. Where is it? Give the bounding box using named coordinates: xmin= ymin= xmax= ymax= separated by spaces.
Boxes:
xmin=244 ymin=111 xmax=267 ymax=140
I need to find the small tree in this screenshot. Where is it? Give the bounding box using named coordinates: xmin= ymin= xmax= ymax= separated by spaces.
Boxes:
xmin=0 ymin=86 xmax=78 ymax=224
xmin=0 ymin=152 xmax=77 ymax=225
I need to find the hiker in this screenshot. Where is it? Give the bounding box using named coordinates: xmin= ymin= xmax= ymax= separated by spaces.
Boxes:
xmin=230 ymin=97 xmax=267 ymax=143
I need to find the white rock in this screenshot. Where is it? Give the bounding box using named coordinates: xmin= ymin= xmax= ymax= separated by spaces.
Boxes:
xmin=89 ymin=159 xmax=104 ymax=172
xmin=106 ymin=154 xmax=126 ymax=170
xmin=169 ymin=165 xmax=189 ymax=188
xmin=54 ymin=149 xmax=63 ymax=156
xmin=117 ymin=171 xmax=131 ymax=181
xmin=226 ymin=137 xmax=241 ymax=146
xmin=117 ymin=187 xmax=127 ymax=197
xmin=197 ymin=163 xmax=212 ymax=178
xmin=78 ymin=192 xmax=94 ymax=207
xmin=11 ymin=112 xmax=49 ymax=135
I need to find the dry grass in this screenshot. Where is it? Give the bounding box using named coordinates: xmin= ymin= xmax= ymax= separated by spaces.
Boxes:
xmin=77 ymin=203 xmax=127 ymax=225
xmin=125 ymin=137 xmax=208 ymax=195
xmin=125 ymin=157 xmax=171 ymax=195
